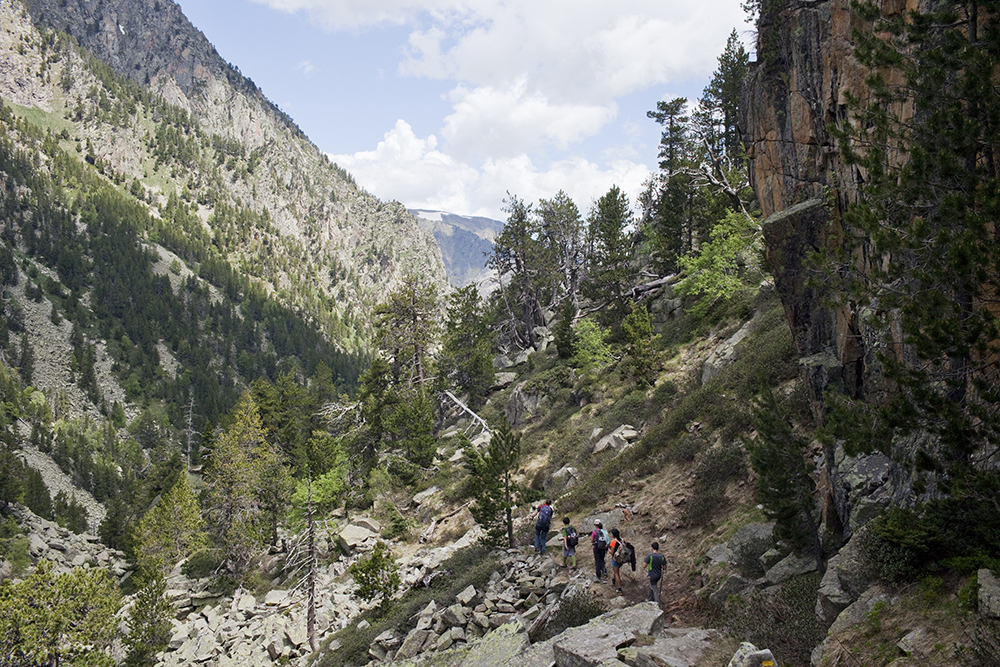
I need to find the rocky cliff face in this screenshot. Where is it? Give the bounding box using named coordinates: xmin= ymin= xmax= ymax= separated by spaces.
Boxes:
xmin=742 ymin=0 xmax=925 ymax=539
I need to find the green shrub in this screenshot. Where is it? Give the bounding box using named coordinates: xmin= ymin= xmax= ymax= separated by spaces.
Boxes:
xmin=349 ymin=541 xmax=400 ymax=611
xmin=181 ymin=549 xmax=220 ymax=579
xmin=683 ymin=442 xmax=746 ymax=526
xmin=600 ymin=389 xmax=649 ymax=431
xmin=717 ymin=573 xmax=823 ymax=666
xmin=319 ymin=545 xmax=501 ymax=667
xmin=859 ymin=508 xmax=928 ymax=584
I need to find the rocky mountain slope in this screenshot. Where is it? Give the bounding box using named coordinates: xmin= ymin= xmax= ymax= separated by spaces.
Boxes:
xmin=410 ymin=210 xmax=502 ymax=289
xmin=8 ymin=0 xmax=448 ymax=349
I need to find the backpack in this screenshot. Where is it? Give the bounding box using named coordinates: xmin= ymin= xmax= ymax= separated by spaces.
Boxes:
xmin=565 ymin=526 xmax=578 ymax=548
xmin=537 ymin=504 xmax=553 ymax=529
xmin=595 ymin=528 xmax=608 ymax=551
xmin=613 ymin=539 xmax=633 ymax=564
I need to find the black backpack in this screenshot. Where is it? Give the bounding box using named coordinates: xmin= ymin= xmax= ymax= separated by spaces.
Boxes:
xmin=537 ymin=504 xmax=553 ymax=529
xmin=565 ymin=526 xmax=578 ymax=548
xmin=595 ymin=529 xmax=608 ymax=551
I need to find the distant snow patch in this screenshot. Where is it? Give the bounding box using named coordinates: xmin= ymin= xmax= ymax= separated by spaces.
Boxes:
xmin=411 ymin=209 xmax=443 ymax=222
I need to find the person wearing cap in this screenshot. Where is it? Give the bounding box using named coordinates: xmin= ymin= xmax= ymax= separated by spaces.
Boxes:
xmin=591 ymin=520 xmax=609 ymax=582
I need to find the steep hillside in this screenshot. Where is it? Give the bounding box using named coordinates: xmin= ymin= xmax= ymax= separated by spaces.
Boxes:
xmin=10 ymin=0 xmax=449 ymax=349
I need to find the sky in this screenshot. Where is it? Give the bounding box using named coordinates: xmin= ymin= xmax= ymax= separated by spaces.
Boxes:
xmin=174 ymin=0 xmax=752 ymax=222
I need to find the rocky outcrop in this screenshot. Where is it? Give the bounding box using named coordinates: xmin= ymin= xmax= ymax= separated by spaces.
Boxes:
xmin=978 ymin=569 xmax=1000 ymax=619
xmin=390 ymin=601 xmax=722 ymax=667
xmin=1 ymin=504 xmax=128 ymax=579
xmin=742 ymin=0 xmax=943 ymax=542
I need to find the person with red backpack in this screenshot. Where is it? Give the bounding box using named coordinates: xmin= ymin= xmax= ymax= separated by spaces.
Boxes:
xmin=531 ymin=499 xmax=553 ymax=555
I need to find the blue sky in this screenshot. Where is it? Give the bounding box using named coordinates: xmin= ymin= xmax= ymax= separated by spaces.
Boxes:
xmin=174 ymin=0 xmax=751 ymax=221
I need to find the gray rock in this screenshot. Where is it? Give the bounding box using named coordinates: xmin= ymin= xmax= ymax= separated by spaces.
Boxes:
xmin=764 ymin=552 xmax=817 ymax=585
xmin=619 ymin=628 xmax=719 ymax=667
xmin=829 ymin=585 xmax=892 ymax=636
xmin=355 ymin=517 xmax=382 ymax=533
xmin=706 ymin=543 xmax=733 ymax=565
xmin=726 ymin=641 xmax=776 ymax=667
xmin=978 ymin=569 xmax=1000 ymax=618
xmin=758 ymin=548 xmax=783 ymax=571
xmin=549 ymin=465 xmax=580 ymax=492
xmin=338 ymin=524 xmax=376 ymax=551
xmin=702 ymin=321 xmax=753 ymax=385
xmin=456 ymin=584 xmax=478 ymax=606
xmin=709 ymin=574 xmax=751 ymax=608
xmin=553 ymin=622 xmax=635 ymax=667
xmin=459 ymin=619 xmax=530 ymax=667
xmin=727 ymin=523 xmax=774 ymax=567
xmin=494 ymin=372 xmax=518 ymax=388
xmin=593 ymin=425 xmax=638 ymax=454
xmin=397 ymin=629 xmax=430 ymax=660
xmin=494 ymin=355 xmax=514 ymax=370
xmin=413 ymin=486 xmax=441 ymax=506
xmin=815 ymin=538 xmax=872 ymax=626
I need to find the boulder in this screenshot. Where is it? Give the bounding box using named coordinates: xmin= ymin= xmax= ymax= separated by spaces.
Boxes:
xmin=702 ymin=320 xmax=753 ymax=385
xmin=593 ymin=425 xmax=639 ymax=454
xmin=726 ymin=641 xmax=776 ymax=667
xmin=495 ymin=372 xmax=518 ymax=388
xmin=355 ymin=517 xmax=382 ymax=533
xmin=553 ymin=622 xmax=635 ymax=667
xmin=618 ymin=628 xmax=719 ymax=667
xmin=338 ymin=524 xmax=376 ymax=551
xmin=459 ymin=619 xmax=530 ymax=667
xmin=456 ymin=584 xmax=478 ymax=606
xmin=494 ymin=355 xmax=513 ymax=370
xmin=828 ymin=585 xmax=892 ymax=636
xmin=549 ymin=465 xmax=581 ymax=492
xmin=412 ymin=487 xmax=441 ymax=506
xmin=978 ymin=569 xmax=1000 ymax=618
xmin=397 ymin=628 xmax=430 ymax=660
xmin=764 ymin=553 xmax=817 ymax=585
xmin=727 ymin=523 xmax=775 ymax=566
xmin=709 ymin=574 xmax=751 ymax=608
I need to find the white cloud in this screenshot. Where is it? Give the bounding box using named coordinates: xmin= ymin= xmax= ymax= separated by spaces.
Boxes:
xmin=329 ymin=120 xmax=651 ymax=221
xmin=257 ymin=0 xmax=745 ymax=163
xmin=294 ymin=60 xmax=315 ymax=76
xmin=441 ymin=80 xmax=618 ymax=159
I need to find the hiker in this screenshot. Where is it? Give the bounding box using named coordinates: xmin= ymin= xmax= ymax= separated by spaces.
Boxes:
xmin=561 ymin=517 xmax=578 ymax=570
xmin=644 ymin=542 xmax=667 ymax=604
xmin=608 ymin=528 xmax=626 ymax=594
xmin=591 ymin=519 xmax=609 ymax=581
xmin=531 ymin=499 xmax=554 ymax=555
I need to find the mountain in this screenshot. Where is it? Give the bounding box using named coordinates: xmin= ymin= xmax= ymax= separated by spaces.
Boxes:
xmin=14 ymin=0 xmax=450 ymax=350
xmin=409 ymin=209 xmax=503 ymax=288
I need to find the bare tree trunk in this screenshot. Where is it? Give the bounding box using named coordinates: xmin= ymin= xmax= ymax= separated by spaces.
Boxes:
xmin=307 ymin=475 xmax=318 ymax=652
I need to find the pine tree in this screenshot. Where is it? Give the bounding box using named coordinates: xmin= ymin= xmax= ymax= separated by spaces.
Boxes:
xmin=582 ymin=185 xmax=635 ymax=328
xmin=204 ymin=392 xmax=274 ymax=580
xmin=133 ymin=472 xmax=207 ymax=575
xmin=465 ymin=419 xmax=522 ymax=548
xmin=348 ymin=541 xmax=400 ymax=612
xmin=123 ymin=569 xmax=172 ymax=667
xmin=747 ymin=390 xmax=821 ymax=566
xmin=439 ymin=285 xmax=495 ymax=407
xmin=0 ymin=560 xmax=121 ymax=666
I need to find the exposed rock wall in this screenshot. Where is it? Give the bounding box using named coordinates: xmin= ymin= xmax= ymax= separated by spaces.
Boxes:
xmin=742 ymin=0 xmax=926 ymax=538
